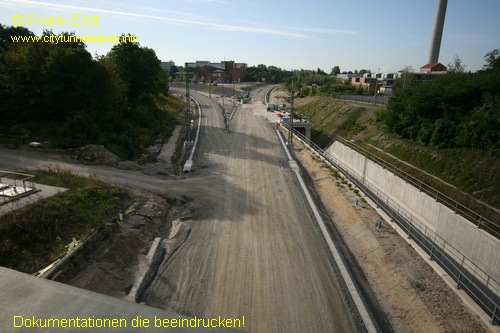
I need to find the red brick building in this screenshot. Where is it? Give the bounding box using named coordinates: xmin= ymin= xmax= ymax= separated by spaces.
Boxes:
xmin=419 ymin=62 xmax=447 ymax=73
xmin=185 ymin=60 xmax=247 ymax=83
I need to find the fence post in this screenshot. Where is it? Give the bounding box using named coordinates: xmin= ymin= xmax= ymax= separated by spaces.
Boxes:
xmin=457 ymin=272 xmax=462 ymax=289
xmin=492 ymin=305 xmax=498 ymax=325
xmin=429 ymin=245 xmax=434 ymax=261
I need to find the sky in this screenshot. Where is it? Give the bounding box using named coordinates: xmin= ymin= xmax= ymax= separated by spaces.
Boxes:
xmin=1 ymin=0 xmax=499 ymax=73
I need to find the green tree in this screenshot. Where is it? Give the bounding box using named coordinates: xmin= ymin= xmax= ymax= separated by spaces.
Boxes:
xmin=169 ymin=64 xmax=179 ymax=80
xmin=0 ymin=40 xmax=49 ymax=126
xmin=393 ymin=66 xmax=414 ymax=93
xmin=41 ymin=45 xmax=95 ymax=121
xmin=447 ymin=55 xmax=466 ymax=73
xmin=330 ymin=66 xmax=341 ymax=76
xmin=0 ymin=24 xmax=33 ymax=49
xmin=482 ymin=49 xmax=500 ymax=71
xmin=106 ymin=37 xmax=165 ymax=103
xmin=380 ymin=70 xmax=500 ymax=153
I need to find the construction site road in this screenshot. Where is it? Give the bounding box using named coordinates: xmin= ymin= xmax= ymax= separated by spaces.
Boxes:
xmin=141 ymin=90 xmax=367 ymax=332
xmin=0 ymin=89 xmax=371 ymax=332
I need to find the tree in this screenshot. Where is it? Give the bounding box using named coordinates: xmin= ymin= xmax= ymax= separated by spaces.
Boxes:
xmin=447 ymin=55 xmax=466 ymax=73
xmin=0 ymin=38 xmax=50 ymax=125
xmin=41 ymin=45 xmax=96 ymax=120
xmin=0 ymin=24 xmax=33 ymax=49
xmin=330 ymin=66 xmax=341 ymax=76
xmin=379 ymin=70 xmax=500 ymax=153
xmin=482 ymin=49 xmax=500 ymax=71
xmin=316 ymin=68 xmax=326 ymax=75
xmin=393 ymin=66 xmax=414 ymax=93
xmin=169 ymin=64 xmax=179 ymax=80
xmin=106 ymin=36 xmax=165 ymax=103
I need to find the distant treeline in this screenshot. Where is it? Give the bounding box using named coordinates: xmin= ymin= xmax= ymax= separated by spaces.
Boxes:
xmin=377 ymin=52 xmax=500 ymax=156
xmin=0 ymin=25 xmax=180 ymax=159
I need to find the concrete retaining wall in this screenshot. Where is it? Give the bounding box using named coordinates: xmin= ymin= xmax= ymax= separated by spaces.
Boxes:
xmin=326 ymin=141 xmax=500 ymax=293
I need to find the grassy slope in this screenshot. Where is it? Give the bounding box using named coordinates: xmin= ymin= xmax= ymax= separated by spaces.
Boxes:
xmin=294 ymin=96 xmax=499 ymax=215
xmin=0 ymin=168 xmax=130 ymax=273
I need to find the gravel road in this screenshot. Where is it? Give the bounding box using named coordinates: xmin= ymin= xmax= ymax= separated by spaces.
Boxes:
xmin=141 ymin=90 xmax=364 ymax=332
xmin=0 ymin=88 xmax=365 ymax=332
xmin=1 ymin=85 xmax=493 ymax=333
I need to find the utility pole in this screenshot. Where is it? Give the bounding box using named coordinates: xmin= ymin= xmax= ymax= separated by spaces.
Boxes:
xmin=208 ymin=69 xmax=212 ymax=99
xmin=185 ymin=62 xmax=191 ymax=142
xmin=288 ymin=79 xmax=295 ymax=146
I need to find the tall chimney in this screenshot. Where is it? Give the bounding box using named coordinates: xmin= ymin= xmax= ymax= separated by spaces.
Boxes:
xmin=428 ymin=0 xmax=448 ymax=64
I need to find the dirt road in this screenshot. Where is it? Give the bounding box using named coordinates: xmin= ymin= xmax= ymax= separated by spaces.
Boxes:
xmin=0 ymin=85 xmax=494 ymax=333
xmin=142 ymin=92 xmax=364 ymax=332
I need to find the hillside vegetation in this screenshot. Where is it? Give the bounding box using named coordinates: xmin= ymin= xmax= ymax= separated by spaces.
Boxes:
xmin=293 ymin=95 xmax=500 ymax=216
xmin=0 ymin=168 xmax=130 ymax=273
xmin=0 ymin=25 xmax=182 ymax=160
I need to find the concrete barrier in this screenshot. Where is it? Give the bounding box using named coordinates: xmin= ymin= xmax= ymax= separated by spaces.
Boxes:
xmin=325 ymin=140 xmax=500 ymax=324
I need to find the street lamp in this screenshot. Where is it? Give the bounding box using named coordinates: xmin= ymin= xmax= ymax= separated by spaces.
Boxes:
xmin=374 ymin=68 xmax=380 ymax=98
xmin=184 ymin=63 xmax=191 ymax=142
xmin=288 ymin=78 xmax=296 ymax=146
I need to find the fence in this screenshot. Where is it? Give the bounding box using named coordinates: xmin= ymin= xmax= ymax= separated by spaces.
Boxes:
xmin=334 ymin=137 xmax=499 ymax=238
xmin=281 ymin=123 xmax=500 ymax=325
xmin=0 ymin=171 xmax=37 ymax=205
xmin=330 ymin=94 xmax=390 ymax=105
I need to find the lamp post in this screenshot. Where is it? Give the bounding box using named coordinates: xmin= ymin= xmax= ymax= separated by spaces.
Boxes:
xmin=373 ymin=68 xmax=380 ymax=98
xmin=288 ymin=79 xmax=295 ymax=146
xmin=184 ymin=63 xmax=191 ymax=142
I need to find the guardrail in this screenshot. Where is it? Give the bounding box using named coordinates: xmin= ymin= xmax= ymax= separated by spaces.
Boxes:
xmin=281 ymin=124 xmax=500 ymax=325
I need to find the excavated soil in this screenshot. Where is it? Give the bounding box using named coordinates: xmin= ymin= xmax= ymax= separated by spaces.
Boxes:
xmin=57 ymin=190 xmax=170 ymax=299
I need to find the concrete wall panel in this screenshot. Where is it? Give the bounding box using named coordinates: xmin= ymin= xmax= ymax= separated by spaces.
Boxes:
xmin=326 ymin=141 xmax=500 ymax=289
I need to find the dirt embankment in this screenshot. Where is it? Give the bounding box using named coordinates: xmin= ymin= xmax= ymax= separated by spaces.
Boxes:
xmin=56 ymin=190 xmax=170 ymax=299
xmin=55 ymin=128 xmax=188 ymax=300
xmin=292 ymin=142 xmax=492 ymax=333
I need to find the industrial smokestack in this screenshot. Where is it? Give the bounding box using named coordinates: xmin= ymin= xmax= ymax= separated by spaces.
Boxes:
xmin=428 ymin=0 xmax=448 ymax=64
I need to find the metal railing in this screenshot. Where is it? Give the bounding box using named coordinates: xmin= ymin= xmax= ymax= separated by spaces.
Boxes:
xmin=330 ymin=137 xmax=499 ymax=238
xmin=281 ymin=124 xmax=500 ymax=325
xmin=0 ymin=171 xmax=37 ymax=205
xmin=329 ymin=94 xmax=390 ymax=105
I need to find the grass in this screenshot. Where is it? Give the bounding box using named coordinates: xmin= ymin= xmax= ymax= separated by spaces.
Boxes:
xmin=362 ymin=141 xmax=500 ymax=225
xmin=375 ymin=142 xmax=499 ymax=209
xmin=295 ymin=95 xmax=499 ymax=228
xmin=295 ymin=96 xmax=376 ymax=148
xmin=0 ymin=168 xmax=130 ymax=273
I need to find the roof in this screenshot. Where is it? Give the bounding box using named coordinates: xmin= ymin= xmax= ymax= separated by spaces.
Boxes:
xmin=420 ymin=62 xmax=447 ymax=73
